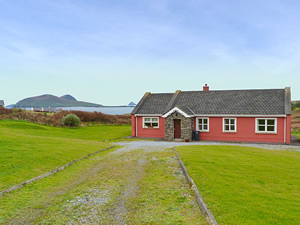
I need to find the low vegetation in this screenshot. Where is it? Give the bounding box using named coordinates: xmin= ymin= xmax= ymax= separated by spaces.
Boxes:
xmin=0 ymin=107 xmax=130 ymax=126
xmin=176 ymin=145 xmax=300 ymax=225
xmin=0 ymin=120 xmax=130 ymax=191
xmin=61 ymin=113 xmax=81 ymax=127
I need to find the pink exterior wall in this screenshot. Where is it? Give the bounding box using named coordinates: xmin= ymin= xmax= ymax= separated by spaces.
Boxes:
xmin=131 ymin=114 xmax=291 ymax=144
xmin=194 ymin=117 xmax=289 ymax=144
xmin=131 ymin=114 xmax=136 ymax=137
xmin=286 ymin=115 xmax=291 ymax=144
xmin=132 ymin=116 xmax=165 ymax=138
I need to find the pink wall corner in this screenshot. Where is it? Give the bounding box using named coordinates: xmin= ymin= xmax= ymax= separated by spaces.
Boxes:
xmin=131 ymin=114 xmax=136 ymax=137
xmin=136 ymin=116 xmax=165 ymax=138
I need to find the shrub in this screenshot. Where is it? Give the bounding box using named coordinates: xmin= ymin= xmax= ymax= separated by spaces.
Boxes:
xmin=61 ymin=114 xmax=81 ymax=127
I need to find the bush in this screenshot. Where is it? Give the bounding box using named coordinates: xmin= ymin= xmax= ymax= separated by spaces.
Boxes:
xmin=61 ymin=114 xmax=81 ymax=127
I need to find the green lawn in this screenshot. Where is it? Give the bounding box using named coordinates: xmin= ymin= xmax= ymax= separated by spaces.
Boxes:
xmin=176 ymin=145 xmax=300 ymax=225
xmin=0 ymin=120 xmax=131 ymax=191
xmin=0 ymin=119 xmax=130 ymax=141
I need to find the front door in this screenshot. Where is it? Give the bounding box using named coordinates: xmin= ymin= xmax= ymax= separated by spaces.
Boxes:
xmin=174 ymin=119 xmax=181 ymax=139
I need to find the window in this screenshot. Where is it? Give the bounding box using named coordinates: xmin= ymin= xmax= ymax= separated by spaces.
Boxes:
xmin=223 ymin=118 xmax=236 ymax=132
xmin=143 ymin=117 xmax=159 ymax=128
xmin=256 ymin=118 xmax=277 ymax=133
xmin=197 ymin=118 xmax=209 ymax=131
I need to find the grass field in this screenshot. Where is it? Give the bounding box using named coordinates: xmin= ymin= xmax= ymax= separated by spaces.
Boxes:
xmin=0 ymin=120 xmax=131 ymax=191
xmin=0 ymin=119 xmax=130 ymax=141
xmin=0 ymin=129 xmax=207 ymax=224
xmin=176 ymin=145 xmax=300 ymax=225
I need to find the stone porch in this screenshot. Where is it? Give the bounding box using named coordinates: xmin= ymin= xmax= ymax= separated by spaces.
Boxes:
xmin=165 ymin=112 xmax=193 ymax=141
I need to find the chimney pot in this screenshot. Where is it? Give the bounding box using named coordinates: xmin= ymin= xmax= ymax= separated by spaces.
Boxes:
xmin=203 ymin=84 xmax=209 ymax=91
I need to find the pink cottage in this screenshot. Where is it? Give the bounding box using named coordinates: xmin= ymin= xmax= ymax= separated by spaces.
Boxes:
xmin=131 ymin=85 xmax=292 ymax=144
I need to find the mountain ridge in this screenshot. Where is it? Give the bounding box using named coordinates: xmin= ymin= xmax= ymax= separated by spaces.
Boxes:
xmin=15 ymin=94 xmax=102 ymax=108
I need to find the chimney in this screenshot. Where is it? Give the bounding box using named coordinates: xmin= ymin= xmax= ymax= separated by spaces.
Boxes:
xmin=203 ymin=84 xmax=209 ymax=91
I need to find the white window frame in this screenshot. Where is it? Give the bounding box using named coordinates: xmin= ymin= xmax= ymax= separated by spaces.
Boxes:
xmin=255 ymin=118 xmax=277 ymax=134
xmin=223 ymin=118 xmax=237 ymax=133
xmin=196 ymin=117 xmax=209 ymax=132
xmin=143 ymin=117 xmax=159 ymax=128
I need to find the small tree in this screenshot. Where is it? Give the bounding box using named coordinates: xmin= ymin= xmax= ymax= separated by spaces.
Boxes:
xmin=61 ymin=114 xmax=81 ymax=127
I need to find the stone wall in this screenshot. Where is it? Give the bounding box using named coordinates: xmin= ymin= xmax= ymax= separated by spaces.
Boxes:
xmin=165 ymin=112 xmax=193 ymax=141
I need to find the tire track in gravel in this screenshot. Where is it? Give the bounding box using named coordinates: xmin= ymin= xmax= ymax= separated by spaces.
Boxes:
xmin=61 ymin=148 xmax=148 ymax=225
xmin=106 ymin=157 xmax=146 ymax=224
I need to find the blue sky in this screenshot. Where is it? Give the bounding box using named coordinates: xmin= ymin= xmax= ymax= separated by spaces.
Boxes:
xmin=0 ymin=0 xmax=299 ymax=105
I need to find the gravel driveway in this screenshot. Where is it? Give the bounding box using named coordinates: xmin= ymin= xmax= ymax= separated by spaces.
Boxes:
xmin=116 ymin=140 xmax=300 ymax=152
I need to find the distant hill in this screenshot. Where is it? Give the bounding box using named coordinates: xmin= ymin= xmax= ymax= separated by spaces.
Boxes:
xmin=15 ymin=94 xmax=102 ymax=108
xmin=128 ymin=101 xmax=136 ymax=106
xmin=60 ymin=94 xmax=77 ymax=101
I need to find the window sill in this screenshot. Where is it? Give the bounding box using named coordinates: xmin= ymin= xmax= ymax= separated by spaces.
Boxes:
xmin=197 ymin=130 xmax=209 ymax=132
xmin=223 ymin=131 xmax=237 ymax=133
xmin=255 ymin=132 xmax=277 ymax=134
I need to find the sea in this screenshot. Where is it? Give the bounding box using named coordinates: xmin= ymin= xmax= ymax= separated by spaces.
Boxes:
xmin=19 ymin=106 xmax=135 ymax=115
xmin=60 ymin=107 xmax=134 ymax=115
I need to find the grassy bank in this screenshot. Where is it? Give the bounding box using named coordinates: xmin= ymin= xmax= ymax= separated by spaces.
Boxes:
xmin=0 ymin=120 xmax=130 ymax=191
xmin=176 ymin=145 xmax=300 ymax=225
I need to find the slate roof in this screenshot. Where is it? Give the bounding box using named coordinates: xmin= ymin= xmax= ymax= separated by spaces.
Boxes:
xmin=132 ymin=88 xmax=291 ymax=115
xmin=0 ymin=100 xmax=4 ymax=106
xmin=176 ymin=105 xmax=195 ymax=115
xmin=132 ymin=93 xmax=173 ymax=114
